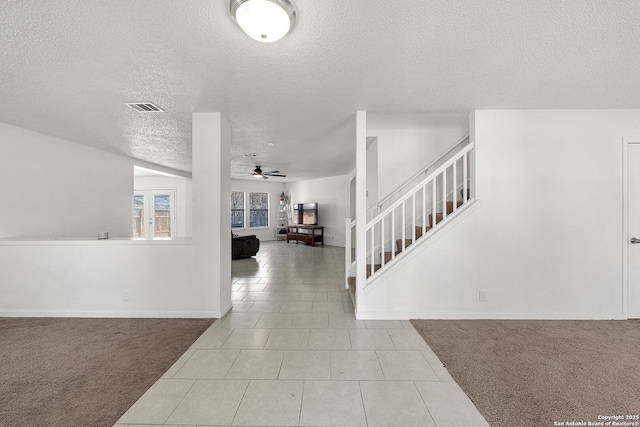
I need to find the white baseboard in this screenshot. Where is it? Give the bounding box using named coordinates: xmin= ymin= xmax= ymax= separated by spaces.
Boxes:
xmin=355 ymin=311 xmax=627 ymax=321
xmin=0 ymin=310 xmax=221 ymax=318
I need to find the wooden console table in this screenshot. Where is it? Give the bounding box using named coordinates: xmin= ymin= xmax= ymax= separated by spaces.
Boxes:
xmin=286 ymin=225 xmax=324 ymax=247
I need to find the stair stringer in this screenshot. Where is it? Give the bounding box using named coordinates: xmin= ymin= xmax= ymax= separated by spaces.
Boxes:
xmin=364 ymin=199 xmax=479 ymax=291
xmin=356 ymin=199 xmax=481 ymax=319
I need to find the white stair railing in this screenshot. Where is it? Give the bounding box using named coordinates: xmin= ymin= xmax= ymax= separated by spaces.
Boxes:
xmin=345 ymin=137 xmax=475 ymax=292
xmin=366 ymin=134 xmax=470 ymax=222
xmin=364 ymin=141 xmax=474 ymax=283
xmin=344 ymin=218 xmax=356 ymax=290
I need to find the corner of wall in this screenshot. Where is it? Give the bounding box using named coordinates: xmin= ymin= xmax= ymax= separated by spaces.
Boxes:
xmin=469 ymin=110 xmax=476 ymax=142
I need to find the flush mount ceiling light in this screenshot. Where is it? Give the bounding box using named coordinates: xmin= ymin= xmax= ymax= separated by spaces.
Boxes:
xmin=230 ymin=0 xmax=296 ymax=43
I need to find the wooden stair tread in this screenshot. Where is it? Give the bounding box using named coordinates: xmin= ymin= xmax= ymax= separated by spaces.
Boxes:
xmin=366 ymin=264 xmax=382 ymax=277
xmin=396 ymin=233 xmax=428 ymax=252
xmin=395 ymin=239 xmax=414 ymax=252
xmin=414 ymin=226 xmax=432 ymax=239
xmin=430 ymin=213 xmax=444 ymax=226
xmin=347 ymin=276 xmax=356 ymax=305
xmin=347 ymin=276 xmax=356 ymax=288
xmin=446 ymin=200 xmax=464 ymax=214
xmin=426 ymin=200 xmax=464 ymax=226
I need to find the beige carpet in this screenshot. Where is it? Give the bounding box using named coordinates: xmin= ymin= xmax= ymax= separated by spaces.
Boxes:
xmin=0 ymin=317 xmax=214 ymax=427
xmin=411 ymin=319 xmax=640 ymax=427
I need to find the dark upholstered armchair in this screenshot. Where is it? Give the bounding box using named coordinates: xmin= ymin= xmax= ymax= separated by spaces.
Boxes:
xmin=232 ymin=233 xmax=260 ymax=259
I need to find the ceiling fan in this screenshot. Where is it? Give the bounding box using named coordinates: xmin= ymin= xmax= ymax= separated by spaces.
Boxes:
xmin=252 ymin=166 xmax=286 ymax=179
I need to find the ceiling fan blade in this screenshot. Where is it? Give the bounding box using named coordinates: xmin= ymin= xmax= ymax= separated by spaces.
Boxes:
xmin=249 ymin=166 xmax=285 ymax=178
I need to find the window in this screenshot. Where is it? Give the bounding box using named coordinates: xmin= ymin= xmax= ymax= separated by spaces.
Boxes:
xmin=133 ymin=195 xmax=145 ymax=237
xmin=231 ymin=191 xmax=245 ymax=229
xmin=153 ymin=195 xmax=172 ymax=237
xmin=230 ymin=191 xmax=270 ymax=229
xmin=133 ymin=190 xmax=175 ymax=238
xmin=249 ymin=192 xmax=269 ymax=228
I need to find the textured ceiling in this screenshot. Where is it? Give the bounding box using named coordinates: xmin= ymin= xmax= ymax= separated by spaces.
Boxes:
xmin=1 ymin=0 xmax=639 ymax=181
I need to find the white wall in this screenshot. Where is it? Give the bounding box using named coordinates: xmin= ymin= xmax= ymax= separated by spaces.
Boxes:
xmin=360 ymin=110 xmax=640 ymax=320
xmin=367 ymin=113 xmax=469 ymax=201
xmin=0 ymin=241 xmax=215 ymax=317
xmin=231 ymin=179 xmax=286 ymax=241
xmin=287 ymin=175 xmax=351 ymax=247
xmin=134 ymin=175 xmax=193 ymax=237
xmin=0 ymin=122 xmax=133 ymax=239
xmin=0 ymin=114 xmax=231 ymax=319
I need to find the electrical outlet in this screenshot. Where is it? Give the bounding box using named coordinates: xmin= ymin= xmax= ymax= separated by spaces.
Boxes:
xmin=123 ymin=289 xmax=130 ymax=301
xmin=479 ymin=290 xmax=487 ymax=302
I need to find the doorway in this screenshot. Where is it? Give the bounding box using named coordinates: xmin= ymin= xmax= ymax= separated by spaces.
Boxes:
xmin=624 ymin=138 xmax=640 ymax=318
xmin=133 ymin=190 xmax=176 ymax=238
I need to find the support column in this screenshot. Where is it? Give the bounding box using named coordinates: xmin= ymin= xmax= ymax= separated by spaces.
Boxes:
xmin=192 ymin=112 xmax=232 ymax=318
xmin=355 ymin=111 xmax=367 ymax=316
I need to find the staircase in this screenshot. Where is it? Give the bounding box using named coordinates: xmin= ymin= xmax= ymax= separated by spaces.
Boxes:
xmin=345 ymin=137 xmax=475 ymax=307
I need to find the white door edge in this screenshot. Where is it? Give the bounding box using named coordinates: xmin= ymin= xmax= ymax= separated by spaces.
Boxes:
xmin=622 ymin=137 xmax=640 ymax=319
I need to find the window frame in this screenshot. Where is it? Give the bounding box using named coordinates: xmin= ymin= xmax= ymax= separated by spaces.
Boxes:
xmin=133 ymin=189 xmax=176 ymax=238
xmin=249 ymin=192 xmax=270 ymax=229
xmin=230 ymin=191 xmax=245 ymax=229
xmin=230 ymin=191 xmax=271 ymax=230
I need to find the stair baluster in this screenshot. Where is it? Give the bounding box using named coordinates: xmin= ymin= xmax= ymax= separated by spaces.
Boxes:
xmin=346 ymin=139 xmax=475 ymax=298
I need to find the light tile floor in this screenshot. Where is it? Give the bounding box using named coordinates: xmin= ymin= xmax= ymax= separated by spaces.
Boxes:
xmin=115 ymin=241 xmax=489 ymax=427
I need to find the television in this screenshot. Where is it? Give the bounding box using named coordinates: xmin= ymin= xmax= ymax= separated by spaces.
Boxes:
xmin=293 ymin=203 xmax=318 ymax=225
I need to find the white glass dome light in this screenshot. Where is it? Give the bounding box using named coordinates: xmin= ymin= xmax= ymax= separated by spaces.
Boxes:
xmin=230 ymin=0 xmax=296 ymax=43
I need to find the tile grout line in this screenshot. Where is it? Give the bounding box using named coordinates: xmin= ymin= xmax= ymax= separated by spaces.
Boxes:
xmin=298 ymin=379 xmax=307 ymax=426
xmin=273 ymin=333 xmax=286 ymax=380
xmin=374 ymin=350 xmax=388 ymax=381
xmin=218 ymin=327 xmax=236 ymax=349
xmin=223 ymin=348 xmax=244 ymax=379
xmin=229 ymin=378 xmax=252 ymax=426
xmin=166 ymin=348 xmax=197 ymax=378
xmin=413 ymin=379 xmax=441 ymax=427
xmin=416 ymin=347 xmax=441 ymax=379
xmin=160 ymin=377 xmax=198 ymax=425
xmin=358 ymin=381 xmax=370 ymax=427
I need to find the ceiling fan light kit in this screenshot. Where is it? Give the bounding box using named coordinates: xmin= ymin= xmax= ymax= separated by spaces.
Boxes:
xmin=230 ymin=0 xmax=296 ymax=43
xmin=252 ymin=166 xmax=286 ymax=179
